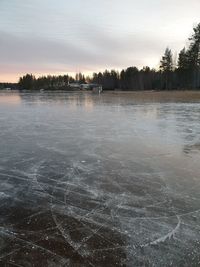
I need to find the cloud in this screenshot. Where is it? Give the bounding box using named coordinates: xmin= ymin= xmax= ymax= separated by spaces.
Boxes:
xmin=1 ymin=0 xmax=200 ymax=81
xmin=0 ymin=28 xmax=166 ymax=80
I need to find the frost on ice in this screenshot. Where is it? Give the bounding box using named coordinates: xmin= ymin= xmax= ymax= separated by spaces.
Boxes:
xmin=0 ymin=91 xmax=200 ymax=266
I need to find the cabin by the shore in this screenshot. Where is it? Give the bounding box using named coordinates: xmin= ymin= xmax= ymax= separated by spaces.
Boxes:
xmin=68 ymin=83 xmax=102 ymax=93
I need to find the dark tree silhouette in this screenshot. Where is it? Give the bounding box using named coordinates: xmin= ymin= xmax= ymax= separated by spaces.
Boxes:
xmin=160 ymin=48 xmax=173 ymax=89
xmin=177 ymin=23 xmax=200 ymax=89
xmin=18 ymin=74 xmax=35 ymax=90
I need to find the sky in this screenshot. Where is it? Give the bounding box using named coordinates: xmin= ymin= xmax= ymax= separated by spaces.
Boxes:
xmin=0 ymin=0 xmax=200 ymax=82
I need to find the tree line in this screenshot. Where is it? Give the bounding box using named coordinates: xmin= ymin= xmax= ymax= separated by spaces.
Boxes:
xmin=0 ymin=83 xmax=18 ymax=90
xmin=18 ymin=23 xmax=200 ymax=91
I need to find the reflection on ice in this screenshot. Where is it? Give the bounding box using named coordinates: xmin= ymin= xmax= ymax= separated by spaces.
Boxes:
xmin=0 ymin=93 xmax=21 ymax=105
xmin=0 ymin=91 xmax=200 ymax=266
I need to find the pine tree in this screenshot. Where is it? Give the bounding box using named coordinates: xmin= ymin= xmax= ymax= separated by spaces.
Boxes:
xmin=178 ymin=48 xmax=188 ymax=70
xmin=160 ymin=48 xmax=173 ymax=89
xmin=178 ymin=24 xmax=200 ymax=88
xmin=177 ymin=48 xmax=189 ymax=88
xmin=160 ymin=48 xmax=173 ymax=72
xmin=188 ymin=23 xmax=200 ymax=67
xmin=18 ymin=74 xmax=35 ymax=90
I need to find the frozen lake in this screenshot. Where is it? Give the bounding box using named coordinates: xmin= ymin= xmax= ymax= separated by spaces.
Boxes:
xmin=0 ymin=91 xmax=200 ymax=266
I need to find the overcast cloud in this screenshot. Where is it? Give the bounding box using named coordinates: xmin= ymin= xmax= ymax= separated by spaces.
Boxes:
xmin=0 ymin=0 xmax=200 ymax=82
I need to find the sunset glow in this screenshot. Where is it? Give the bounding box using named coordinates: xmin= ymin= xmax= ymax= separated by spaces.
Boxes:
xmin=0 ymin=0 xmax=200 ymax=82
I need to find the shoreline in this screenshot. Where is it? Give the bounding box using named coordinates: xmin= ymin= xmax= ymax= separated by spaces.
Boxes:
xmin=1 ymin=89 xmax=200 ymax=102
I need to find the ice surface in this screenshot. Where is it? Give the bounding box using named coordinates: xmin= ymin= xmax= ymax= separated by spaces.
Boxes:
xmin=0 ymin=91 xmax=200 ymax=266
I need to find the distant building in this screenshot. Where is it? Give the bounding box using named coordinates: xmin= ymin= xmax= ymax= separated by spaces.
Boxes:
xmin=68 ymin=83 xmax=81 ymax=89
xmin=80 ymin=84 xmax=91 ymax=90
xmin=81 ymin=83 xmax=102 ymax=92
xmin=68 ymin=83 xmax=102 ymax=93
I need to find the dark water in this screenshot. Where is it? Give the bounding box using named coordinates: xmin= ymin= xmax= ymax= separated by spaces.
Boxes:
xmin=0 ymin=91 xmax=200 ymax=266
